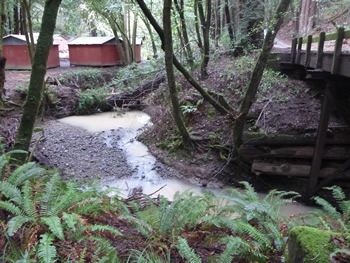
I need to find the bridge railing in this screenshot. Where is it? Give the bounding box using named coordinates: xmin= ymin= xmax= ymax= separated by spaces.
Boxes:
xmin=291 ymin=27 xmax=350 ymax=75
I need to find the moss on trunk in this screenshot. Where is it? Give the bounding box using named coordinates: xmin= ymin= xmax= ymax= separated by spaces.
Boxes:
xmin=163 ymin=0 xmax=192 ymax=146
xmin=233 ymin=0 xmax=292 ymax=156
xmin=12 ymin=0 xmax=62 ymax=164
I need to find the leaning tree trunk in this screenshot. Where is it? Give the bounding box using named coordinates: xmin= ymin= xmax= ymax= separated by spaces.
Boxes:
xmin=233 ymin=0 xmax=292 ymax=156
xmin=163 ymin=0 xmax=192 ymax=146
xmin=136 ymin=0 xmax=231 ymax=115
xmin=12 ymin=0 xmax=62 ymax=164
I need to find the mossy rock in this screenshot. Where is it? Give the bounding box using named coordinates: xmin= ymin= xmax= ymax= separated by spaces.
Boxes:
xmin=288 ymin=226 xmax=336 ymax=263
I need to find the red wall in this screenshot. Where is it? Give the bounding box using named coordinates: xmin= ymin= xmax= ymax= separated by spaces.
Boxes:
xmin=136 ymin=45 xmax=141 ymax=62
xmin=69 ymin=45 xmax=123 ymax=66
xmin=3 ymin=45 xmax=59 ymax=70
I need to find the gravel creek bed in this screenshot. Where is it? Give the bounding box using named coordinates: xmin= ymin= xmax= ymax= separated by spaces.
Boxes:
xmin=35 ymin=120 xmax=182 ymax=185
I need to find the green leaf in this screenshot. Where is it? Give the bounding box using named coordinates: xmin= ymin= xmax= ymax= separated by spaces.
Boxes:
xmin=0 ymin=181 xmax=23 ymax=205
xmin=176 ymin=237 xmax=201 ymax=263
xmin=38 ymin=233 xmax=56 ymax=263
xmin=41 ymin=216 xmax=64 ymax=240
xmin=22 ymin=181 xmax=37 ymax=219
xmin=0 ymin=201 xmax=22 ymax=216
xmin=91 ymin=224 xmax=122 ymax=236
xmin=8 ymin=215 xmax=32 ymax=236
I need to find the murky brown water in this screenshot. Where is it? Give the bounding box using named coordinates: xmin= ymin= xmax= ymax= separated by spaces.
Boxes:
xmin=59 ymin=111 xmax=313 ymax=217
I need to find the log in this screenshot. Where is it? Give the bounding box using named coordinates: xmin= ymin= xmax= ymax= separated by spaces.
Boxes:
xmin=251 ymin=161 xmax=345 ymax=178
xmin=105 ymin=74 xmax=166 ymax=108
xmin=240 ymin=145 xmax=350 ymax=160
xmin=243 ymin=132 xmax=350 ymax=146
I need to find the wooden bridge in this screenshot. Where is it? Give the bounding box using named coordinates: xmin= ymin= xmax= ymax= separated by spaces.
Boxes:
xmin=248 ymin=27 xmax=350 ymax=200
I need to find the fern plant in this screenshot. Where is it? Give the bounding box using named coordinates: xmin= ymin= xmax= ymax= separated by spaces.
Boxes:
xmin=312 ymin=186 xmax=350 ymax=233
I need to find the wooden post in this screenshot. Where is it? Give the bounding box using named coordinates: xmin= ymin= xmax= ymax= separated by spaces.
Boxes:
xmin=291 ymin=38 xmax=297 ymax=64
xmin=331 ymin=27 xmax=344 ymax=75
xmin=306 ymin=28 xmax=344 ymax=199
xmin=305 ymin=35 xmax=312 ymax=68
xmin=316 ymin=32 xmax=325 ymax=69
xmin=296 ymin=37 xmax=303 ymax=64
xmin=306 ymin=84 xmax=333 ymax=200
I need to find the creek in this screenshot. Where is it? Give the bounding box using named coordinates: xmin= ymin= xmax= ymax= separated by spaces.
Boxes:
xmin=59 ymin=110 xmax=313 ymax=217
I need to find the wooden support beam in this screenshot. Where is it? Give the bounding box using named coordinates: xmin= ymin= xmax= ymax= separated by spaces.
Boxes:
xmin=316 ymin=32 xmax=325 ymax=68
xmin=332 ymin=27 xmax=345 ymax=75
xmin=296 ymin=37 xmax=303 ymax=64
xmin=240 ymin=145 xmax=350 ymax=160
xmin=291 ymin=38 xmax=297 ymax=64
xmin=305 ymin=35 xmax=312 ymax=68
xmin=306 ymin=84 xmax=333 ymax=199
xmin=316 ymin=159 xmax=350 ymax=191
xmin=252 ymin=161 xmax=339 ymax=178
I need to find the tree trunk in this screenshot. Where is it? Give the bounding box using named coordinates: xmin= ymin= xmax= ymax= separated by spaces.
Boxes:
xmin=142 ymin=16 xmax=157 ymax=58
xmin=0 ymin=0 xmax=6 ymax=106
xmin=163 ymin=0 xmax=192 ymax=146
xmin=12 ymin=0 xmax=62 ymax=164
xmin=197 ymin=0 xmax=211 ymax=79
xmin=299 ymin=0 xmax=317 ymax=36
xmin=194 ymin=0 xmax=203 ymax=50
xmin=14 ymin=3 xmax=20 ymax=34
xmin=132 ymin=12 xmax=138 ymax=62
xmin=174 ymin=0 xmax=194 ymax=67
xmin=224 ymin=0 xmax=234 ymax=44
xmin=108 ymin=17 xmax=128 ymax=66
xmin=233 ymin=0 xmax=292 ymax=156
xmin=214 ymin=0 xmax=221 ymax=47
xmin=136 ymin=0 xmax=231 ymax=115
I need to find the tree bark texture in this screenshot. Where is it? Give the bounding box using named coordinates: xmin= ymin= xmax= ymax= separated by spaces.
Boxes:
xmin=233 ymin=0 xmax=292 ymax=156
xmin=136 ymin=0 xmax=231 ymax=115
xmin=197 ymin=0 xmax=211 ymax=79
xmin=299 ymin=0 xmax=317 ymax=36
xmin=174 ymin=0 xmax=194 ymax=66
xmin=224 ymin=0 xmax=234 ymax=44
xmin=13 ymin=0 xmax=62 ymax=164
xmin=142 ymin=16 xmax=158 ymax=58
xmin=0 ymin=0 xmax=6 ymax=105
xmin=194 ymin=0 xmax=203 ymax=50
xmin=163 ymin=0 xmax=192 ymax=146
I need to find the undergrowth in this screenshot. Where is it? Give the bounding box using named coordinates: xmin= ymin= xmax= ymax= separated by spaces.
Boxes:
xmin=0 ymin=144 xmax=348 ymax=262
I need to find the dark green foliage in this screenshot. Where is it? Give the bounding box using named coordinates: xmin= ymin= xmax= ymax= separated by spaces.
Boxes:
xmin=59 ymin=69 xmax=110 ymax=90
xmin=312 ymin=186 xmax=350 ymax=233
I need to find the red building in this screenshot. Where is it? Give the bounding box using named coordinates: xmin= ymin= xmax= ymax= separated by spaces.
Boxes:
xmin=3 ymin=34 xmax=60 ymax=70
xmin=68 ymin=37 xmax=142 ymax=66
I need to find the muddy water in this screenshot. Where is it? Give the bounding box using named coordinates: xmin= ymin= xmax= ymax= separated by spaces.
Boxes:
xmin=59 ymin=111 xmax=313 ymax=216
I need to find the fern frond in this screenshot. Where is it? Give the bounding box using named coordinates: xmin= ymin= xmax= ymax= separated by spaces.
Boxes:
xmin=8 ymin=215 xmax=32 ymax=236
xmin=218 ymin=236 xmax=242 ymax=263
xmin=234 ymin=221 xmax=273 ymax=251
xmin=40 ymin=174 xmax=60 ymax=216
xmin=119 ymin=215 xmax=153 ymax=237
xmin=0 ymin=181 xmax=23 ymax=205
xmin=38 ymin=233 xmax=56 ymax=263
xmin=8 ymin=162 xmax=38 ymax=186
xmin=324 ymin=186 xmax=345 ymax=202
xmin=313 ymin=196 xmax=341 ymax=220
xmin=62 ymin=212 xmax=79 ymax=232
xmin=0 ymin=200 xmax=22 ymax=215
xmin=91 ymin=224 xmax=122 ymax=236
xmin=22 ymin=181 xmax=37 ymax=220
xmin=41 ymin=216 xmax=64 ymax=240
xmin=176 ymin=237 xmax=201 ymax=263
xmin=239 ymin=181 xmax=259 ymax=201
